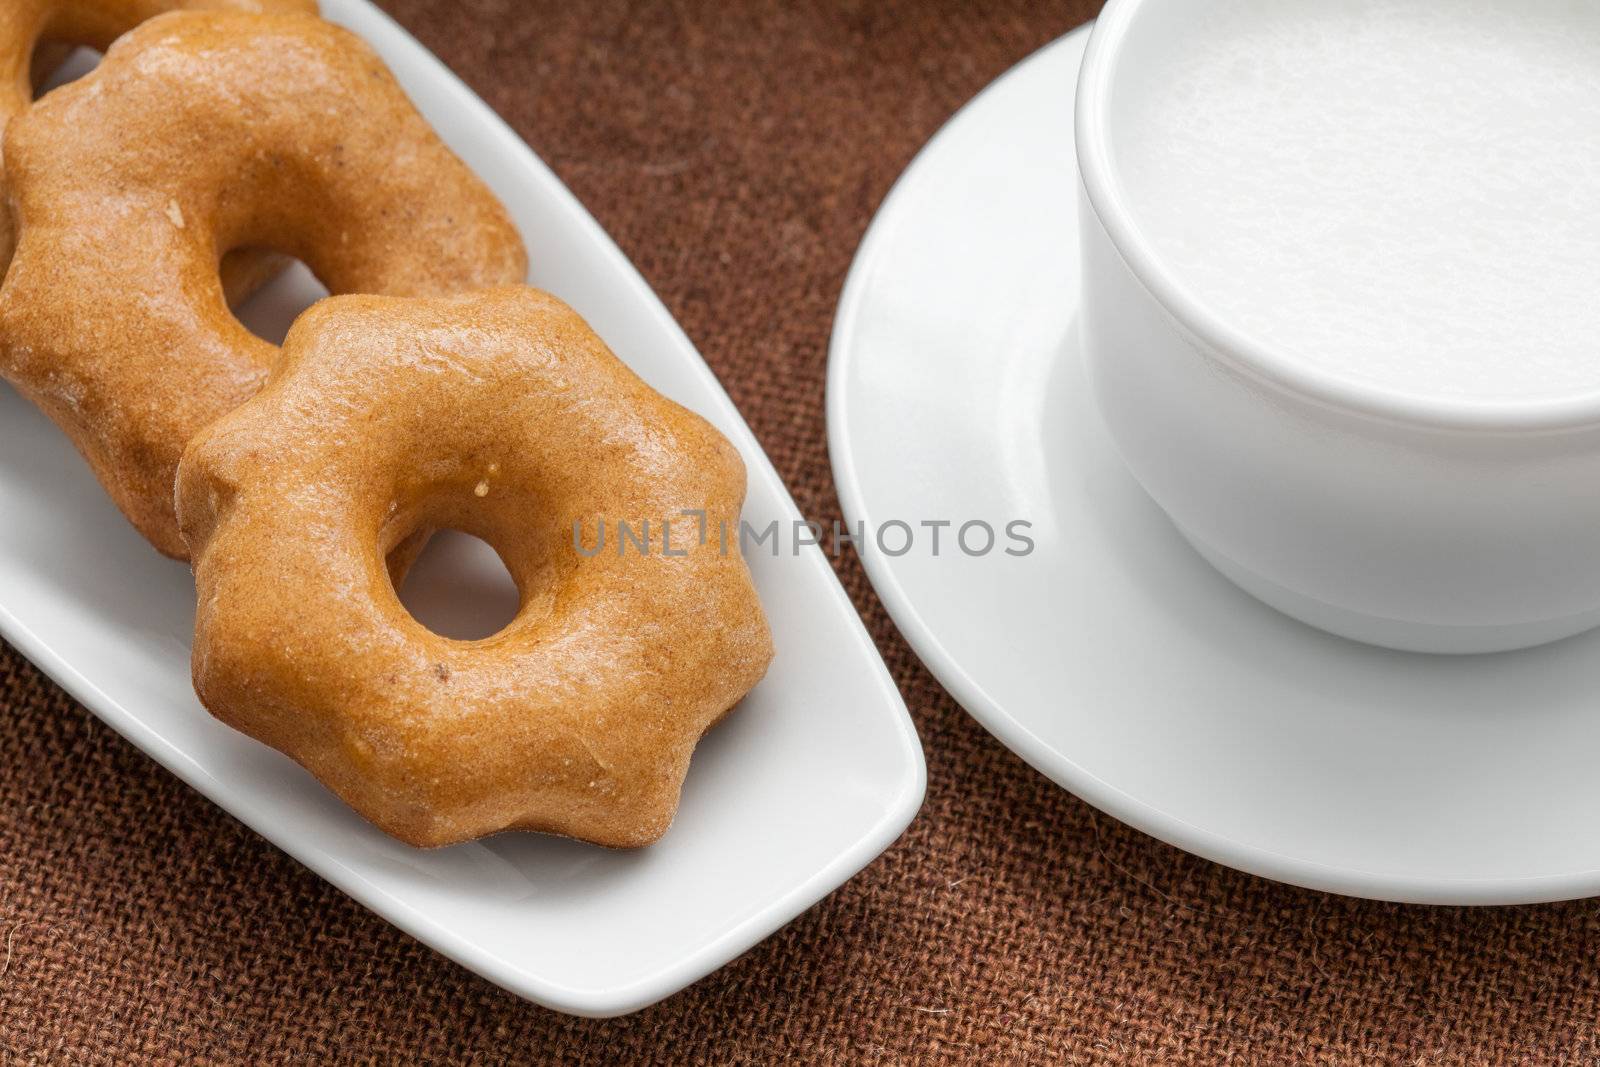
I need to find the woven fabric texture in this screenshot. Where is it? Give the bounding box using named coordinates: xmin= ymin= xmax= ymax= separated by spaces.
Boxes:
xmin=4 ymin=1 xmax=1599 ymax=1062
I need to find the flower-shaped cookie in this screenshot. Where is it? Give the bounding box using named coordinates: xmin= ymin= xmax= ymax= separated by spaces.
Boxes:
xmin=176 ymin=287 xmax=774 ymax=847
xmin=0 ymin=11 xmax=526 ymax=557
xmin=0 ymin=0 xmax=319 ymax=291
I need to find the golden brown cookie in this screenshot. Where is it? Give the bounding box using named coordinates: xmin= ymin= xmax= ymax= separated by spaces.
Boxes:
xmin=0 ymin=0 xmax=319 ymax=296
xmin=176 ymin=286 xmax=774 ymax=848
xmin=0 ymin=10 xmax=527 ymax=557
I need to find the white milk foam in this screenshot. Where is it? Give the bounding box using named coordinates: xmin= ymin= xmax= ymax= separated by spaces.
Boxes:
xmin=1111 ymin=0 xmax=1600 ymax=401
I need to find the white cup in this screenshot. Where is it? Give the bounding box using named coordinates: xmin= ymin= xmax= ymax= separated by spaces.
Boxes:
xmin=1075 ymin=0 xmax=1600 ymax=654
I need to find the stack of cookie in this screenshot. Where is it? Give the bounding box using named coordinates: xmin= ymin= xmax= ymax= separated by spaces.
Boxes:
xmin=0 ymin=3 xmax=773 ymax=848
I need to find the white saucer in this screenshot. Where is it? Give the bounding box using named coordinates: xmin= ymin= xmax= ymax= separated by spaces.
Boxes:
xmin=828 ymin=25 xmax=1600 ymax=905
xmin=0 ymin=0 xmax=923 ymax=1017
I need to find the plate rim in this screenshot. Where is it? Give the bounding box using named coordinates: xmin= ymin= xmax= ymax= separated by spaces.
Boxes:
xmin=825 ymin=24 xmax=1600 ymax=907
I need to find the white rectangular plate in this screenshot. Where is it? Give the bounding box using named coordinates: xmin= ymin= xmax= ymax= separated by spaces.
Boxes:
xmin=0 ymin=0 xmax=924 ymax=1017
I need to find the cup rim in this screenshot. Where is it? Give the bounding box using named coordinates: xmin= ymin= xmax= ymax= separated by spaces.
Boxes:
xmin=1074 ymin=0 xmax=1600 ymax=433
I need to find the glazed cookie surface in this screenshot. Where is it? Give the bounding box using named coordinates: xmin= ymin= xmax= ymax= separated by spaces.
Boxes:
xmin=0 ymin=10 xmax=527 ymax=557
xmin=0 ymin=0 xmax=318 ymax=286
xmin=177 ymin=287 xmax=774 ymax=848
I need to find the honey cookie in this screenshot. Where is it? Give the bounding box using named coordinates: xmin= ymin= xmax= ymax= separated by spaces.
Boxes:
xmin=0 ymin=0 xmax=319 ymax=297
xmin=0 ymin=11 xmax=527 ymax=556
xmin=177 ymin=287 xmax=774 ymax=848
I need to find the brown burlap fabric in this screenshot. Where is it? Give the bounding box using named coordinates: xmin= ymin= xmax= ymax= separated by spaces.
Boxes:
xmin=4 ymin=2 xmax=1600 ymax=1062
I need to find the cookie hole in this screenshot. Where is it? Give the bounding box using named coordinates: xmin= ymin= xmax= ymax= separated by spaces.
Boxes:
xmin=230 ymin=257 xmax=329 ymax=344
xmin=31 ymin=44 xmax=101 ymax=99
xmin=396 ymin=530 xmax=520 ymax=641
